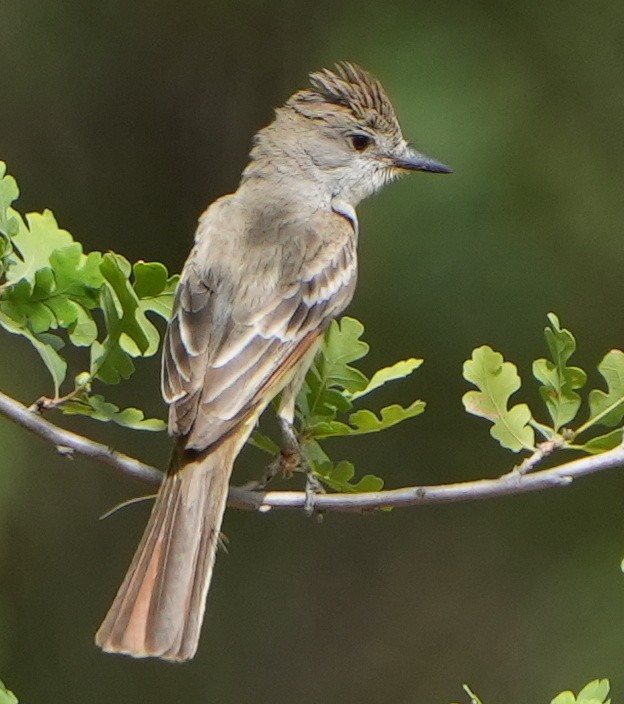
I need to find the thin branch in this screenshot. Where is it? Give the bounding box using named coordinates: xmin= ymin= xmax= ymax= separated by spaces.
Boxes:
xmin=0 ymin=390 xmax=163 ymax=486
xmin=1 ymin=389 xmax=623 ymax=513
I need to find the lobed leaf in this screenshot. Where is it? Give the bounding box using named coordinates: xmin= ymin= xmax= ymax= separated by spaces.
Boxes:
xmin=313 ymin=459 xmax=384 ymax=493
xmin=0 ymin=679 xmax=18 ymax=704
xmin=575 ymin=428 xmax=623 ymax=455
xmin=90 ymin=253 xmax=161 ymax=383
xmin=463 ymin=346 xmax=535 ymax=452
xmin=314 ymin=316 xmax=369 ymax=391
xmin=299 ymin=317 xmax=369 ymax=425
xmin=0 ymin=162 xmax=19 ymax=277
xmin=0 ymin=245 xmax=103 ymax=346
xmin=551 ymin=694 xmax=576 ymax=704
xmin=533 ymin=313 xmax=586 ymax=430
xmin=310 ymin=400 xmax=425 ymax=438
xmin=550 ymin=680 xmax=610 ymax=704
xmin=0 ymin=310 xmax=66 ymax=395
xmin=587 ymin=349 xmax=624 ymax=428
xmin=133 ymin=260 xmax=179 ymax=321
xmin=6 ymin=210 xmax=73 ymax=285
xmin=348 ymin=358 xmax=423 ymax=401
xmin=249 ymin=431 xmax=281 ymax=455
xmin=300 ymin=318 xmax=425 ymax=440
xmin=0 ymin=161 xmax=20 ymax=221
xmin=577 ymin=680 xmax=610 ymax=704
xmin=60 ymin=393 xmax=166 ymax=431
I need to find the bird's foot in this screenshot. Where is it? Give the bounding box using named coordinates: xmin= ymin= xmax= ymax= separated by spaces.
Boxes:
xmin=278 ymin=418 xmax=325 ymax=516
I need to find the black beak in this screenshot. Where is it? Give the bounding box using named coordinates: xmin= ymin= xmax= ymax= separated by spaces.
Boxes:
xmin=393 ymin=150 xmax=453 ymax=174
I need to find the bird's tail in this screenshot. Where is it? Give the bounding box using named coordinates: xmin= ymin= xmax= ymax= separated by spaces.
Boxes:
xmin=95 ymin=435 xmax=241 ymax=661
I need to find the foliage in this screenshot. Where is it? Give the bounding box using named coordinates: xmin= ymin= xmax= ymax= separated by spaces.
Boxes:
xmin=253 ymin=315 xmax=424 ymax=491
xmin=463 ymin=313 xmax=624 ymax=460
xmin=4 ymin=157 xmax=624 ymax=494
xmin=0 ymin=162 xmax=425 ymax=491
xmin=550 ymin=680 xmax=611 ymax=704
xmin=4 ymin=159 xmax=624 ymax=491
xmin=451 ymin=680 xmax=611 ymax=704
xmin=463 ymin=346 xmax=534 ymax=451
xmin=0 ymin=161 xmax=173 ymax=430
xmin=0 ymin=680 xmax=17 ymax=704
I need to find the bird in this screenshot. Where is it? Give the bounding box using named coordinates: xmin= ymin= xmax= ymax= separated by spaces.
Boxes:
xmin=95 ymin=62 xmax=451 ymax=661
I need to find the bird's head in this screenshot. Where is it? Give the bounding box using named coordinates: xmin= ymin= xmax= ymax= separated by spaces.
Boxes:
xmin=244 ymin=63 xmax=451 ymax=206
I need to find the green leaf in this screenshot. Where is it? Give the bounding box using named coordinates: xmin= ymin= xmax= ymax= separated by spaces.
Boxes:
xmin=91 ymin=253 xmax=161 ymax=383
xmin=1 ymin=245 xmax=102 ymax=339
xmin=550 ymin=680 xmax=611 ymax=704
xmin=100 ymin=253 xmax=154 ymax=353
xmin=0 ymin=209 xmax=104 ymax=381
xmin=0 ymin=163 xmax=19 ymax=277
xmin=0 ymin=310 xmax=66 ymax=395
xmin=348 ymin=358 xmax=423 ymax=400
xmin=462 ymin=346 xmax=535 ymax=452
xmin=1 ymin=275 xmax=55 ymax=332
xmin=50 ymin=246 xmax=103 ymax=294
xmin=315 ymin=316 xmax=369 ymax=391
xmin=310 ymin=400 xmax=426 ymax=438
xmin=533 ymin=313 xmax=586 ymax=430
xmin=0 ymin=161 xmax=19 ymax=215
xmin=249 ymin=431 xmax=281 ymax=455
xmin=0 ymin=161 xmax=20 ymax=237
xmin=575 ymin=428 xmax=623 ymax=454
xmin=89 ymin=340 xmax=135 ymax=384
xmin=133 ymin=260 xmax=179 ymax=321
xmin=68 ymin=301 xmax=98 ymax=346
xmin=300 ymin=316 xmax=369 ymax=426
xmin=6 ymin=210 xmax=74 ymax=285
xmin=0 ymin=679 xmax=18 ymax=704
xmin=587 ymin=350 xmax=624 ymax=427
xmin=60 ymin=393 xmax=166 ymax=431
xmin=313 ymin=459 xmax=384 ymax=493
xmin=577 ymin=680 xmax=610 ymax=704
xmin=551 ymin=693 xmax=576 ymax=704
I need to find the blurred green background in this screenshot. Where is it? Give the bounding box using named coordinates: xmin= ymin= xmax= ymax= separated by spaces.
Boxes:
xmin=2 ymin=0 xmax=624 ymax=702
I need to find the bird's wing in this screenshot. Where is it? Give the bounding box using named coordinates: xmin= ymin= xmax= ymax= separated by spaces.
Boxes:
xmin=162 ymin=203 xmax=357 ymax=451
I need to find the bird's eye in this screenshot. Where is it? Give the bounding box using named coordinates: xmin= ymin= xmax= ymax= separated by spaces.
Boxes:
xmin=351 ymin=133 xmax=373 ymax=151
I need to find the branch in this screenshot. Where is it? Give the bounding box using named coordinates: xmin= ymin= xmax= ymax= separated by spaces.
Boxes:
xmin=1 ymin=389 xmax=623 ymax=513
xmin=0 ymin=390 xmax=163 ymax=486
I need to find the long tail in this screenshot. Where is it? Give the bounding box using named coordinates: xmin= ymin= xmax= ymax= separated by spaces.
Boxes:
xmin=95 ymin=435 xmax=241 ymax=661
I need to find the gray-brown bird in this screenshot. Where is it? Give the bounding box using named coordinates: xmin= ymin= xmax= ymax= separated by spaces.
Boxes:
xmin=95 ymin=62 xmax=451 ymax=661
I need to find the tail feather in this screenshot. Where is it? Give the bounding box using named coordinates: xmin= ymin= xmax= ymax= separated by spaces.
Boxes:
xmin=95 ymin=437 xmax=239 ymax=661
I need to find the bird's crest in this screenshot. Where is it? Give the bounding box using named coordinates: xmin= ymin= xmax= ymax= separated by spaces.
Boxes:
xmin=290 ymin=62 xmax=402 ymax=137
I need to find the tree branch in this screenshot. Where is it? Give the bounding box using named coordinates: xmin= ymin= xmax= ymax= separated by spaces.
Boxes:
xmin=0 ymin=390 xmax=163 ymax=485
xmin=1 ymin=389 xmax=623 ymax=513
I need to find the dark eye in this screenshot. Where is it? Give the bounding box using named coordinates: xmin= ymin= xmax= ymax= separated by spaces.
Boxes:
xmin=351 ymin=133 xmax=373 ymax=151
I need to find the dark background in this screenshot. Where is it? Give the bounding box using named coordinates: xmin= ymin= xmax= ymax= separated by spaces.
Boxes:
xmin=1 ymin=1 xmax=624 ymax=702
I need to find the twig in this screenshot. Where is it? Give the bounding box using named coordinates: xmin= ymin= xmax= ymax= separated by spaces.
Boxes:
xmin=511 ymin=436 xmax=566 ymax=475
xmin=1 ymin=389 xmax=623 ymax=513
xmin=0 ymin=390 xmax=163 ymax=486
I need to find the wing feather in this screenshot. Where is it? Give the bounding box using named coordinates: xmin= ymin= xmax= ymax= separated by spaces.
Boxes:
xmin=162 ymin=204 xmax=357 ymax=451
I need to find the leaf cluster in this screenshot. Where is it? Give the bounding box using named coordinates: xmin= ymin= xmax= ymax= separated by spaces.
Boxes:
xmin=462 ymin=313 xmax=624 ymax=459
xmin=254 ymin=317 xmax=426 ymax=492
xmin=0 ymin=161 xmax=175 ymax=431
xmin=452 ymin=679 xmax=610 ymax=704
xmin=7 ymin=159 xmax=624 ymax=494
xmin=551 ymin=680 xmax=611 ymax=704
xmin=1 ymin=162 xmax=428 ymax=491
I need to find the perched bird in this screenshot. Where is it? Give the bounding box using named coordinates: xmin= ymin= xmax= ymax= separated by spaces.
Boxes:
xmin=95 ymin=62 xmax=451 ymax=661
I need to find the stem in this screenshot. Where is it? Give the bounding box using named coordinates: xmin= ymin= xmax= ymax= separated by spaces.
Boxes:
xmin=2 ymin=388 xmax=624 ymax=513
xmin=573 ymin=397 xmax=624 ymax=438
